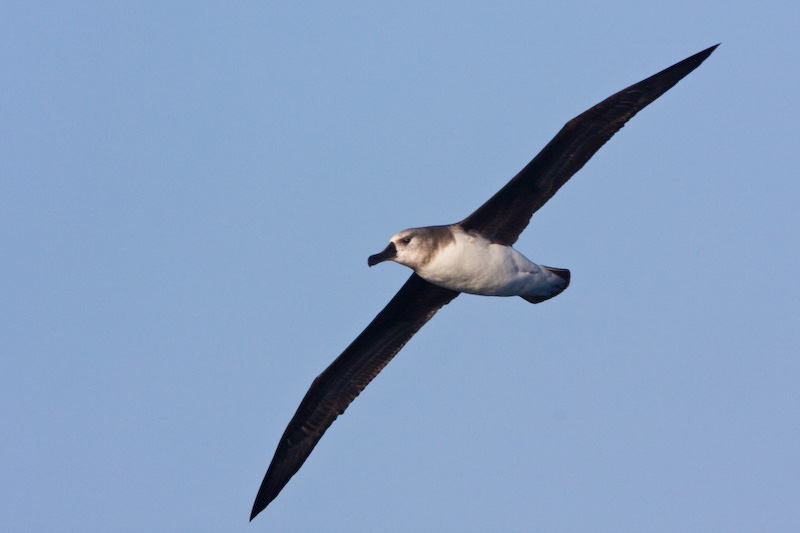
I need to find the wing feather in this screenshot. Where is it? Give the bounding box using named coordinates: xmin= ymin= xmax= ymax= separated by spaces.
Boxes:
xmin=459 ymin=45 xmax=718 ymax=245
xmin=251 ymin=274 xmax=458 ymax=519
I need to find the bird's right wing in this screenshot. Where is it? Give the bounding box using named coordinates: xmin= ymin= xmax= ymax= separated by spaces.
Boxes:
xmin=251 ymin=273 xmax=459 ymax=520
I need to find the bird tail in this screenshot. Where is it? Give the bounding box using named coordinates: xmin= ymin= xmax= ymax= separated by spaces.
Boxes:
xmin=520 ymin=266 xmax=570 ymax=304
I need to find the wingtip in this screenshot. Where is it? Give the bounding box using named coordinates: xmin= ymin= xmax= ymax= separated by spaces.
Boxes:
xmin=681 ymin=44 xmax=719 ymax=69
xmin=694 ymin=43 xmax=720 ymax=62
xmin=250 ymin=487 xmax=273 ymax=521
xmin=251 ymin=484 xmax=281 ymax=521
xmin=251 ymin=476 xmax=283 ymax=521
xmin=250 ymin=501 xmax=265 ymax=522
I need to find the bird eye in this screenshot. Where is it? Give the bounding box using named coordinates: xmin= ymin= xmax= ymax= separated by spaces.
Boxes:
xmin=401 ymin=237 xmax=412 ymax=245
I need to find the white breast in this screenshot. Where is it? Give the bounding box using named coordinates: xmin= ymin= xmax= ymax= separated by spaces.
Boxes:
xmin=415 ymin=229 xmax=563 ymax=298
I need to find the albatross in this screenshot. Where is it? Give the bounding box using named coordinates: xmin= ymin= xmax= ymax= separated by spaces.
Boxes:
xmin=251 ymin=45 xmax=717 ymax=520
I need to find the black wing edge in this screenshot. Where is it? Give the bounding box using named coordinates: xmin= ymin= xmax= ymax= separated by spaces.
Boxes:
xmin=459 ymin=44 xmax=719 ymax=246
xmin=251 ymin=274 xmax=459 ymax=520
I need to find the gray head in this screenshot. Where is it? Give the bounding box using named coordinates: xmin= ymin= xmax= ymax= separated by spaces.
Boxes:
xmin=368 ymin=226 xmax=455 ymax=271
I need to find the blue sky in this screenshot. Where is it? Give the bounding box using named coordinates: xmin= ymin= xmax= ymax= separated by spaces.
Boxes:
xmin=2 ymin=2 xmax=799 ymax=531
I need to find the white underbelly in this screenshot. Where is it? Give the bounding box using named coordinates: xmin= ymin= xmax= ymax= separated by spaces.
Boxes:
xmin=415 ymin=232 xmax=560 ymax=297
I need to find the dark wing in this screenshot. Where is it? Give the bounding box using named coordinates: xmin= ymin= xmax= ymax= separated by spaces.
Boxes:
xmin=251 ymin=274 xmax=459 ymax=520
xmin=459 ymin=44 xmax=718 ymax=246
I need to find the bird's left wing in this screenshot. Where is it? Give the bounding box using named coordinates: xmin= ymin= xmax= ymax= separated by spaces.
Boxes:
xmin=459 ymin=45 xmax=717 ymax=246
xmin=251 ymin=273 xmax=459 ymax=520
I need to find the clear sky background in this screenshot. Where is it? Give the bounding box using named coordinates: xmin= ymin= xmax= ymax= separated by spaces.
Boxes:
xmin=2 ymin=2 xmax=799 ymax=532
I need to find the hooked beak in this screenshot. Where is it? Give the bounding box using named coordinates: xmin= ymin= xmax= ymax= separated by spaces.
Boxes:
xmin=368 ymin=242 xmax=397 ymax=267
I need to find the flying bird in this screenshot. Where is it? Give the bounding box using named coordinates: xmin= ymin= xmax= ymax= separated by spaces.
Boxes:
xmin=251 ymin=44 xmax=717 ymax=520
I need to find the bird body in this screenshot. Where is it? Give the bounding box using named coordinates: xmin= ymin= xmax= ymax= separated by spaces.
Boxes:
xmin=372 ymin=224 xmax=570 ymax=302
xmin=250 ymin=44 xmax=718 ymax=520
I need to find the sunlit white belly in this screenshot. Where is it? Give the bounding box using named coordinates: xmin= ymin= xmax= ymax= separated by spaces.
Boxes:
xmin=415 ymin=230 xmax=563 ymax=298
